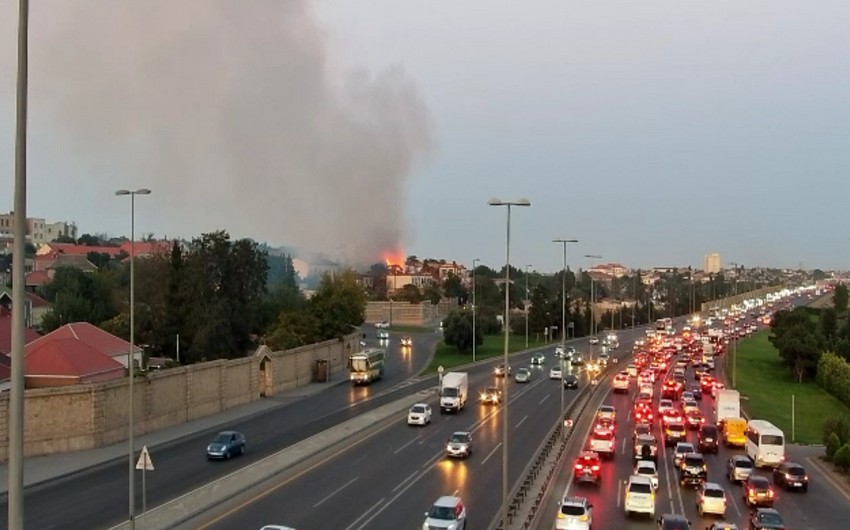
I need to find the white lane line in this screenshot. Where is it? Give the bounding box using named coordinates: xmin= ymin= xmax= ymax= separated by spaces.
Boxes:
xmin=621 ymin=437 xmax=627 ymax=455
xmin=539 ymin=394 xmax=550 ymax=405
xmin=481 ymin=442 xmax=502 ymax=465
xmin=314 ymin=477 xmax=358 ymax=508
xmin=616 ymin=479 xmax=623 ymax=507
xmin=391 ymin=471 xmax=418 ymax=493
xmin=516 ymin=415 xmax=528 ymax=428
xmin=393 ymin=435 xmax=420 ymax=454
xmin=343 ymin=495 xmax=385 ymax=530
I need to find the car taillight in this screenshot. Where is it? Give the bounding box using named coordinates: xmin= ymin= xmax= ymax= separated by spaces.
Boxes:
xmin=575 ymin=464 xmax=583 ymax=470
xmin=768 ymin=489 xmax=775 ymax=497
xmin=591 ymin=465 xmax=600 ymax=471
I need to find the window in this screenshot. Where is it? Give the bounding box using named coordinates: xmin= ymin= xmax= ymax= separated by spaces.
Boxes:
xmin=628 ymin=482 xmax=652 ymax=494
xmin=761 ymin=434 xmax=783 ymax=445
xmin=560 ymin=504 xmax=586 ymax=516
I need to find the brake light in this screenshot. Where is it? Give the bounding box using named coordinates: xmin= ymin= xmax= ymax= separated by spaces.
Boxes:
xmin=575 ymin=464 xmax=583 ymax=470
xmin=768 ymin=489 xmax=775 ymax=497
xmin=591 ymin=465 xmax=600 ymax=471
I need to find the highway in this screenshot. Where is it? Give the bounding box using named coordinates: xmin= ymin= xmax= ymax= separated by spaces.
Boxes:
xmin=180 ymin=327 xmax=649 ymax=530
xmin=536 ymin=303 xmax=850 ymax=530
xmin=0 ymin=327 xmax=441 ymax=530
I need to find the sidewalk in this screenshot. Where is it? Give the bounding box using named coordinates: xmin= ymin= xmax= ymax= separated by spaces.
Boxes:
xmin=0 ymin=372 xmax=348 ymax=495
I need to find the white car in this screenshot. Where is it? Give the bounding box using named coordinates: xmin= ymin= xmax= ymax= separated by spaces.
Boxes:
xmin=549 ymin=366 xmax=563 ymax=380
xmin=696 ymin=482 xmax=727 ymax=516
xmin=375 ymin=320 xmax=389 ymax=329
xmin=634 ymin=459 xmax=659 ymax=490
xmin=407 ymin=403 xmax=432 ymax=426
xmin=624 ymin=475 xmax=655 ymax=517
xmin=596 ymin=405 xmax=616 ymax=421
xmin=377 ymin=330 xmax=390 ymax=340
xmin=423 ymin=495 xmax=467 ymax=530
xmin=555 ymin=496 xmax=593 ymax=530
xmin=589 ymin=336 xmax=600 ymax=345
xmin=401 ymin=337 xmax=413 ymax=347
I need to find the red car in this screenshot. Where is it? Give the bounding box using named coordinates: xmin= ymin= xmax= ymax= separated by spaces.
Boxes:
xmin=662 ymin=408 xmax=684 ymax=426
xmin=633 ymin=402 xmax=654 ymax=424
xmin=573 ymin=451 xmax=602 ymax=484
xmin=685 ymin=409 xmax=704 ymax=429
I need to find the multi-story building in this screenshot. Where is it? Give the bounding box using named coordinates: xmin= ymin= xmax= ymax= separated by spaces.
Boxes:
xmin=704 ymin=253 xmax=721 ymax=274
xmin=0 ymin=211 xmax=78 ymax=246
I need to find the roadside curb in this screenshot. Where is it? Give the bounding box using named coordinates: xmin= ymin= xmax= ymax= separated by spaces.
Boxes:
xmin=806 ymin=456 xmax=850 ymax=502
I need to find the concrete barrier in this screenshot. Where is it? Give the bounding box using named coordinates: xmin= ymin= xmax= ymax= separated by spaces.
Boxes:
xmin=109 ymin=388 xmax=436 ymax=530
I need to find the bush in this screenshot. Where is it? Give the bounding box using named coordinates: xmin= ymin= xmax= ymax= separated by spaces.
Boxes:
xmin=827 ymin=432 xmax=842 ymax=460
xmin=817 ymin=352 xmax=850 ymax=408
xmin=824 ymin=416 xmax=850 ymax=445
xmin=834 ymin=444 xmax=850 ymax=471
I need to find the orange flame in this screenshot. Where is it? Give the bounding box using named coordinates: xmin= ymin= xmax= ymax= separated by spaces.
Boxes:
xmin=381 ymin=248 xmax=406 ymax=272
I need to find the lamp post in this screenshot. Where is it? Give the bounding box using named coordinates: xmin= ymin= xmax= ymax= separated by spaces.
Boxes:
xmin=489 ymin=197 xmax=531 ymax=530
xmin=730 ymin=262 xmax=739 ymax=388
xmin=472 ymin=258 xmax=480 ymax=362
xmin=525 ymin=264 xmax=532 ymax=348
xmin=584 ymin=254 xmax=602 ymax=362
xmin=116 ymin=188 xmax=151 ymax=530
xmin=553 ymin=238 xmax=578 ymax=439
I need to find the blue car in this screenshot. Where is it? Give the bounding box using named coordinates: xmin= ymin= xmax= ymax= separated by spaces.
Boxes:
xmin=206 ymin=430 xmax=246 ymax=460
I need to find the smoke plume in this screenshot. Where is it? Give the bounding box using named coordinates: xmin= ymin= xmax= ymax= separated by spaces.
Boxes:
xmin=21 ymin=1 xmax=432 ymax=266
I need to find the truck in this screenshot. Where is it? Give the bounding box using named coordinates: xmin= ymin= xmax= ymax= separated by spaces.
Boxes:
xmin=715 ymin=389 xmax=741 ymax=426
xmin=440 ymin=372 xmax=469 ymax=413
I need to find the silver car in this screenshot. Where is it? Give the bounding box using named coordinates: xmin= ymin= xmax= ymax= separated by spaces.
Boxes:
xmin=515 ymin=368 xmax=532 ymax=383
xmin=446 ymin=431 xmax=472 ymax=458
xmin=726 ymin=455 xmax=754 ymax=483
xmin=423 ymin=495 xmax=467 ymax=530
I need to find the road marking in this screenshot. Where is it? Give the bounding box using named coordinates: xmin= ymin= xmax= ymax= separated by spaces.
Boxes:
xmin=516 ymin=415 xmax=528 ymax=428
xmin=392 ymin=471 xmax=418 ymax=493
xmin=621 ymin=436 xmax=627 ymax=455
xmin=343 ymin=496 xmax=386 ymax=530
xmin=314 ymin=477 xmax=357 ymax=508
xmin=539 ymin=394 xmax=550 ymax=405
xmin=481 ymin=442 xmax=502 ymax=465
xmin=616 ymin=479 xmax=623 ymax=507
xmin=393 ymin=435 xmax=420 ymax=454
xmin=807 ymin=456 xmax=850 ymax=503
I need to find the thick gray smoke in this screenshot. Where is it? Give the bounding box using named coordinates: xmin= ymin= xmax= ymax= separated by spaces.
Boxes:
xmin=22 ymin=0 xmax=432 ymax=266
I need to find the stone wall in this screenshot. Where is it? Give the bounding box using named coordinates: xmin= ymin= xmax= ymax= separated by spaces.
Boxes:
xmin=0 ymin=333 xmax=357 ymax=461
xmin=365 ymin=299 xmax=457 ymax=326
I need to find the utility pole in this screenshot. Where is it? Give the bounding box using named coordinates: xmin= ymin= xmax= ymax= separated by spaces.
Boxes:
xmin=472 ymin=258 xmax=479 ymax=362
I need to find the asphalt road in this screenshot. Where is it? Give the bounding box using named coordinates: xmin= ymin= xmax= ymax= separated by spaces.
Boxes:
xmin=184 ymin=325 xmax=650 ymax=530
xmin=536 ymin=302 xmax=850 ymax=530
xmin=0 ymin=326 xmax=442 ymax=530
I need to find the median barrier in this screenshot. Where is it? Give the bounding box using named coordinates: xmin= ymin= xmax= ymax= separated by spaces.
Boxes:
xmin=108 ymin=388 xmax=435 ymax=530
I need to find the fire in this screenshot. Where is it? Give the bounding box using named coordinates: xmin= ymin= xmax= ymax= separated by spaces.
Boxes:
xmin=381 ymin=248 xmax=406 ymax=272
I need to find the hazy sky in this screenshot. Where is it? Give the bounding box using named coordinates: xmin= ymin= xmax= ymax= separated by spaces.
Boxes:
xmin=2 ymin=1 xmax=849 ymax=272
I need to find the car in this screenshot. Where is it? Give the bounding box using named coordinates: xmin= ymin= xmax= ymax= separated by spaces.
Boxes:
xmin=640 ymin=384 xmax=654 ymax=398
xmin=375 ymin=320 xmax=389 ymax=328
xmin=662 ymin=380 xmax=682 ymax=400
xmin=656 ymin=513 xmax=691 ymax=530
xmin=727 ymin=455 xmax=754 ymax=483
xmin=589 ymin=336 xmax=600 ymax=345
xmin=573 ymin=451 xmax=602 ymax=485
xmin=613 ymin=373 xmax=630 ymax=393
xmin=556 ymin=496 xmax=593 ymax=530
xmin=598 ymin=352 xmax=611 ymax=366
xmin=555 ymin=345 xmax=565 ymax=358
xmin=685 ymin=410 xmax=705 ymax=430
xmin=571 ymin=354 xmax=585 ymax=366
xmin=706 ymin=524 xmax=738 ymax=530
xmin=627 ymin=363 xmax=638 ymax=377
xmin=658 ymin=399 xmax=675 ymax=417
xmin=589 ymin=429 xmax=615 ymax=459
xmin=446 ymin=431 xmax=473 ymax=458
xmin=407 ymin=403 xmax=432 ymax=425
xmin=422 ymin=495 xmax=467 ymax=530
xmin=698 ymin=424 xmax=720 ymax=454
xmin=681 ymin=390 xmax=695 ymax=402
xmin=400 ymin=336 xmax=413 ymax=347
xmin=682 ymin=399 xmax=699 ymax=415
xmin=550 ymin=366 xmax=563 ymax=380
xmin=633 ymin=423 xmax=651 ymax=441
xmin=494 ymin=363 xmax=511 ymax=377
xmin=259 ymin=526 xmax=297 ymax=530
xmin=689 ymin=385 xmax=703 ymax=401
xmin=664 ymin=422 xmax=687 ymax=445
xmin=531 ymin=352 xmax=546 ymax=365
xmin=743 ymin=475 xmax=775 ymax=507
xmin=749 ymin=507 xmax=785 ymax=529
xmin=624 ymin=475 xmax=656 ymax=517
xmin=597 ymin=405 xmax=616 ymax=421
xmin=206 ymin=430 xmax=246 ymax=460
xmin=515 ymin=367 xmax=532 ymax=383
xmin=673 ymin=442 xmax=695 ymax=466
xmin=594 ymin=417 xmax=615 ymax=435
xmin=635 ymin=459 xmax=659 ymax=489
xmin=377 ymin=330 xmax=390 ymax=340
xmin=634 ymin=434 xmax=659 ymax=462
xmin=772 ymin=462 xmax=808 ymax=492
xmin=663 ymin=408 xmax=685 ymax=427
xmin=480 ymin=387 xmax=503 ymax=405
xmin=679 ymin=452 xmax=707 ymax=487
xmin=696 ymin=482 xmax=727 ymax=516
xmin=563 ymin=374 xmax=579 ymax=389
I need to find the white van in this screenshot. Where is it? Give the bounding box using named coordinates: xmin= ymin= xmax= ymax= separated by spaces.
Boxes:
xmin=624 ymin=475 xmax=655 ymax=517
xmin=746 ymin=419 xmax=785 ymax=467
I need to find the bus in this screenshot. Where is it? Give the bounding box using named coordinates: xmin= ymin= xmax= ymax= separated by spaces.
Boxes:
xmin=349 ymin=348 xmax=386 ymax=385
xmin=746 ymin=419 xmax=785 ymax=467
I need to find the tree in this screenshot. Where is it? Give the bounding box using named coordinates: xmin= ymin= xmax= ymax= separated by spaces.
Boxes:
xmin=306 ymin=270 xmax=366 ymax=340
xmin=396 ymin=284 xmax=424 ymax=303
xmin=834 ymin=444 xmax=850 ymax=471
xmin=54 ymin=235 xmax=76 ymax=244
xmin=422 ymin=283 xmax=442 ymax=305
xmin=442 ymin=309 xmax=480 ymax=353
xmin=158 ymin=241 xmax=187 ymax=359
xmin=834 ymin=284 xmax=849 ymax=314
xmin=827 ymin=432 xmax=842 ymax=460
xmin=39 ymin=267 xmax=118 ymax=331
xmin=821 ymin=308 xmax=838 ymax=340
xmin=770 ymin=312 xmax=823 ymax=382
xmin=264 ymin=311 xmax=321 ymax=350
xmin=77 ymin=233 xmax=107 ymax=246
xmin=442 ymin=273 xmax=467 ymax=302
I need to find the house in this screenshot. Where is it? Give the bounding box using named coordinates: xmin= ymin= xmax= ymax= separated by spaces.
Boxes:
xmin=0 ymin=289 xmax=51 ymax=329
xmin=26 ymin=322 xmax=143 ymax=369
xmin=0 ymin=309 xmax=41 ymax=355
xmin=24 ymin=337 xmax=125 ymax=388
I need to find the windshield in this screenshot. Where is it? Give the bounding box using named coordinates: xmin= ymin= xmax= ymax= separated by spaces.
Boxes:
xmin=704 ymin=488 xmax=725 ymax=498
xmin=213 ymin=434 xmax=231 ymax=444
xmin=786 ymin=466 xmax=805 ymax=476
xmin=761 ymin=434 xmax=784 ymax=445
xmin=411 ymin=405 xmax=426 ymax=414
xmin=637 ymin=465 xmax=654 ymax=475
xmin=629 ymin=482 xmax=652 ymax=494
xmin=560 ymin=504 xmax=586 ymax=516
xmin=442 ymin=388 xmax=459 ymax=398
xmin=427 ymin=506 xmax=457 ymax=520
xmin=350 ymin=359 xmax=370 ymax=372
xmin=684 ymin=456 xmax=704 ymax=466
xmin=759 ymin=513 xmax=783 ymax=525
xmin=449 ymin=434 xmax=469 ymax=443
xmin=735 ymin=459 xmax=753 ymax=468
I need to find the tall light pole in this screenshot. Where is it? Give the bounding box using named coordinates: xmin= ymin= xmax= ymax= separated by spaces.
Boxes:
xmin=489 ymin=197 xmax=531 ymax=530
xmin=525 ymin=264 xmax=532 ymax=348
xmin=116 ymin=188 xmax=151 ymax=530
xmin=730 ymin=262 xmax=739 ymax=388
xmin=584 ymin=254 xmax=602 ymax=361
xmin=632 ymin=271 xmax=638 ymax=328
xmin=553 ymin=238 xmax=578 ymax=439
xmin=8 ymin=1 xmax=30 ymax=527
xmin=472 ymin=258 xmax=480 ymax=362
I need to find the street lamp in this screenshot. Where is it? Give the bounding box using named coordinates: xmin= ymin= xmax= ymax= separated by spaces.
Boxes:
xmin=472 ymin=258 xmax=480 ymax=362
xmin=488 ymin=197 xmax=530 ymax=530
xmin=525 ymin=264 xmax=532 ymax=348
xmin=730 ymin=262 xmax=740 ymax=388
xmin=584 ymin=254 xmax=602 ymax=362
xmin=553 ymin=238 xmax=578 ymax=439
xmin=116 ymin=188 xmax=151 ymax=530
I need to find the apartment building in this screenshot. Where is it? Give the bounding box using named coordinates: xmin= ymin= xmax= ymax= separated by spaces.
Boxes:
xmin=0 ymin=211 xmax=78 ymax=246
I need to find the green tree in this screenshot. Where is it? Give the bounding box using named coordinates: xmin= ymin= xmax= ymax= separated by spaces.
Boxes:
xmin=442 ymin=309 xmax=480 ymax=353
xmin=834 ymin=444 xmax=850 ymax=471
xmin=77 ymin=233 xmax=107 ymax=246
xmin=442 ymin=273 xmax=467 ymax=303
xmin=821 ymin=308 xmax=838 ymax=340
xmin=770 ymin=313 xmax=823 ymax=382
xmin=264 ymin=310 xmax=321 ymax=350
xmin=826 ymin=432 xmax=842 ymax=460
xmin=423 ymin=283 xmax=442 ymax=305
xmin=834 ymin=284 xmax=849 ymax=314
xmin=157 ymin=241 xmax=187 ymax=359
xmin=306 ymin=270 xmax=366 ymax=340
xmin=396 ymin=284 xmax=424 ymax=303
xmin=86 ymin=251 xmax=113 ymax=269
xmin=39 ymin=267 xmax=118 ymax=331
xmin=54 ymin=235 xmax=76 ymax=243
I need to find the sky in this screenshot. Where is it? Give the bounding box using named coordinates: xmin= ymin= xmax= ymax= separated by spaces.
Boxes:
xmin=1 ymin=0 xmax=849 ymax=272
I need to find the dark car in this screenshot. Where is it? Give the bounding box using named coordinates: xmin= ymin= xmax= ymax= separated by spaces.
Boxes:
xmin=772 ymin=462 xmax=808 ymax=492
xmin=657 ymin=513 xmax=691 ymax=530
xmin=206 ymin=430 xmax=246 ymax=460
xmin=689 ymin=385 xmax=702 ymax=401
xmin=743 ymin=475 xmax=775 ymax=508
xmin=679 ymin=453 xmax=707 ymax=487
xmin=698 ymin=425 xmax=719 ymax=454
xmin=563 ymin=374 xmax=579 ymax=389
xmin=749 ymin=507 xmax=785 ymax=529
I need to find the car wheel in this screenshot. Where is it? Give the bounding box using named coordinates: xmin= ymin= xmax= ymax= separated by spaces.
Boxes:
xmin=802 ymin=485 xmax=808 ymax=492
xmin=225 ymin=449 xmax=231 ymax=460
xmin=240 ymin=445 xmax=245 ymax=455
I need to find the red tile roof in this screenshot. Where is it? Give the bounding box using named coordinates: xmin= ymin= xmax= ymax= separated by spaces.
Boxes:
xmin=119 ymin=240 xmax=170 ymax=258
xmin=27 ymin=322 xmax=141 ymax=360
xmin=40 ymin=242 xmax=124 ymax=257
xmin=0 ymin=313 xmax=42 ymax=355
xmin=25 ymin=270 xmax=50 ymax=287
xmin=25 ymin=337 xmax=124 ymax=380
xmin=26 ymin=292 xmax=50 ymax=308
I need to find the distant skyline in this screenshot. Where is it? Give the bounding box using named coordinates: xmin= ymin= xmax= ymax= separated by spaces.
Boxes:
xmin=2 ymin=1 xmax=849 ymax=272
